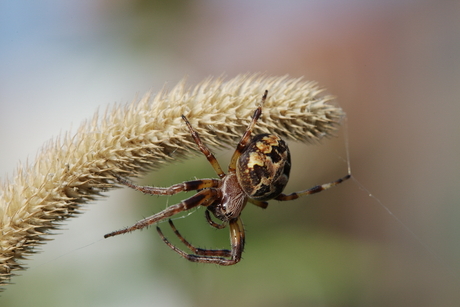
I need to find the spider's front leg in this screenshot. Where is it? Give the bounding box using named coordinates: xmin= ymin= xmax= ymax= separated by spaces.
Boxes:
xmin=156 ymin=217 xmax=245 ymax=265
xmin=104 ymin=187 xmax=221 ymax=238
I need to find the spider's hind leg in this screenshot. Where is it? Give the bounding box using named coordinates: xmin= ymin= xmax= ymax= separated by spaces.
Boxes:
xmin=275 ymin=174 xmax=351 ymax=201
xmin=181 ymin=115 xmax=226 ymax=178
xmin=249 ymin=198 xmax=269 ymax=209
xmin=228 ymin=90 xmax=268 ymax=171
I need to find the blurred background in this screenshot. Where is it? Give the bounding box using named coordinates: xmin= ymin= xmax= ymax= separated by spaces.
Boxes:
xmin=1 ymin=1 xmax=460 ymax=306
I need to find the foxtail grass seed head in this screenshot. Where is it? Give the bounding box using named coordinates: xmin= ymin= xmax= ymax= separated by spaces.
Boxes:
xmin=0 ymin=74 xmax=345 ymax=288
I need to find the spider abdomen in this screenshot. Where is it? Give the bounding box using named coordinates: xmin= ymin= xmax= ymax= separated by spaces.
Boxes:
xmin=236 ymin=134 xmax=291 ymax=201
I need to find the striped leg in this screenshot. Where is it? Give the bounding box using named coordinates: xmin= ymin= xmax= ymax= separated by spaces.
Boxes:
xmin=104 ymin=188 xmax=220 ymax=238
xmin=157 ymin=218 xmax=245 ymax=266
xmin=275 ymin=174 xmax=351 ymax=201
xmin=228 ymin=90 xmax=267 ymax=172
xmin=181 ymin=115 xmax=226 ymax=178
xmin=114 ymin=174 xmax=220 ymax=196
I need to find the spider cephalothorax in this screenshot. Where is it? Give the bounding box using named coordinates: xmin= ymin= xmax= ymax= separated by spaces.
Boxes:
xmin=105 ymin=91 xmax=350 ymax=265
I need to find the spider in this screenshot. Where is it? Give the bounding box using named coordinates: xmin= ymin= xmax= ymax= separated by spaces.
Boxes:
xmin=104 ymin=91 xmax=350 ymax=265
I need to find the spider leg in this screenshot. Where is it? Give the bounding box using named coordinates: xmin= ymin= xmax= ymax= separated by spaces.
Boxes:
xmin=104 ymin=188 xmax=220 ymax=238
xmin=275 ymin=174 xmax=351 ymax=201
xmin=205 ymin=209 xmax=227 ymax=229
xmin=181 ymin=115 xmax=226 ymax=178
xmin=156 ymin=217 xmax=245 ymax=266
xmin=228 ymin=90 xmax=268 ymax=171
xmin=248 ymin=198 xmax=269 ymax=209
xmin=114 ymin=174 xmax=220 ymax=196
xmin=157 ymin=219 xmax=232 ymax=257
